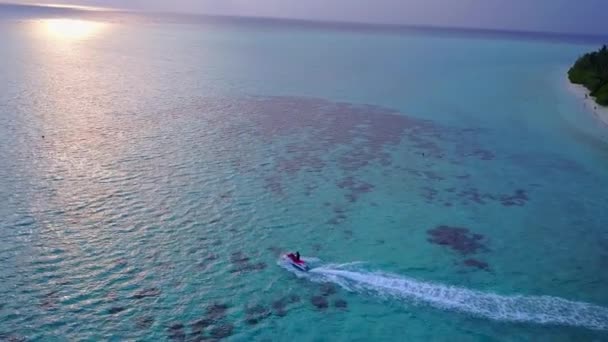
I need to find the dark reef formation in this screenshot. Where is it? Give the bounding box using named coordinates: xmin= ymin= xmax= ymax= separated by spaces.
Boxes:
xmin=428 ymin=225 xmax=491 ymax=271
xmin=427 ymin=225 xmax=487 ymax=255
xmin=133 ymin=288 xmax=161 ymax=299
xmin=229 ymin=251 xmax=267 ymax=273
xmin=310 ymin=296 xmax=329 ymax=310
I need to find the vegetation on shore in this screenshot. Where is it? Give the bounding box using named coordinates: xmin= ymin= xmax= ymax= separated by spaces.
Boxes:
xmin=568 ymin=45 xmax=608 ymax=106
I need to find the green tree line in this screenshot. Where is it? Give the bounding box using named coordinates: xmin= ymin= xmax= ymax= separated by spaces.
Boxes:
xmin=568 ymin=45 xmax=608 ymax=106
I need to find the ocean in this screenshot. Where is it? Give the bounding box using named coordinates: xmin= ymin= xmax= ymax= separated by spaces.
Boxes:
xmin=1 ymin=4 xmax=608 ymax=341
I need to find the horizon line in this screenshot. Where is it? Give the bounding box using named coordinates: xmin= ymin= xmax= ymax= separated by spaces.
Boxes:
xmin=2 ymin=1 xmax=608 ymax=43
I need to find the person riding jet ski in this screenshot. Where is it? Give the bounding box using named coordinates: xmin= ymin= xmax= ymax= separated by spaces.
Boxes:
xmin=284 ymin=251 xmax=308 ymax=271
xmin=287 ymin=251 xmax=301 ymax=262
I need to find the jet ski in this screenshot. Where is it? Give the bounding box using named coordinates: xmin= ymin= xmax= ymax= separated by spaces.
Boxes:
xmin=283 ymin=252 xmax=309 ymax=271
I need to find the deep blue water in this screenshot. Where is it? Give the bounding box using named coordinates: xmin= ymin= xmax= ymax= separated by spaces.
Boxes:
xmin=1 ymin=4 xmax=608 ymax=341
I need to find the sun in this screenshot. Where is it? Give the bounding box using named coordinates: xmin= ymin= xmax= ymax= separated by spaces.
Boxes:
xmin=41 ymin=19 xmax=105 ymax=41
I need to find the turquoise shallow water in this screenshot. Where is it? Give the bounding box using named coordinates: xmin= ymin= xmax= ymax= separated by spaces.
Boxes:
xmin=1 ymin=5 xmax=608 ymax=341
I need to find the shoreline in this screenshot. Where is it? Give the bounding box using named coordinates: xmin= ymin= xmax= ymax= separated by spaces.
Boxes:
xmin=566 ymin=80 xmax=608 ymax=128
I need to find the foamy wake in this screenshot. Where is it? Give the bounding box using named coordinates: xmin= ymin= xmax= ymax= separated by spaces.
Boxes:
xmin=279 ymin=260 xmax=608 ymax=331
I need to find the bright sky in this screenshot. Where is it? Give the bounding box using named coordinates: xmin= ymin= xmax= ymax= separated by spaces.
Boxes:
xmin=13 ymin=0 xmax=608 ymax=34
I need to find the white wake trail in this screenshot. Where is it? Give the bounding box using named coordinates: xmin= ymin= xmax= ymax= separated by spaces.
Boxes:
xmin=280 ymin=260 xmax=608 ymax=331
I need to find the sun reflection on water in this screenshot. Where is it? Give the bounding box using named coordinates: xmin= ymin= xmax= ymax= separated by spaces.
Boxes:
xmin=38 ymin=18 xmax=106 ymax=41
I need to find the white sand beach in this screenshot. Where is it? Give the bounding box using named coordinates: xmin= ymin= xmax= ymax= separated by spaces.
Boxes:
xmin=567 ymin=81 xmax=608 ymax=127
